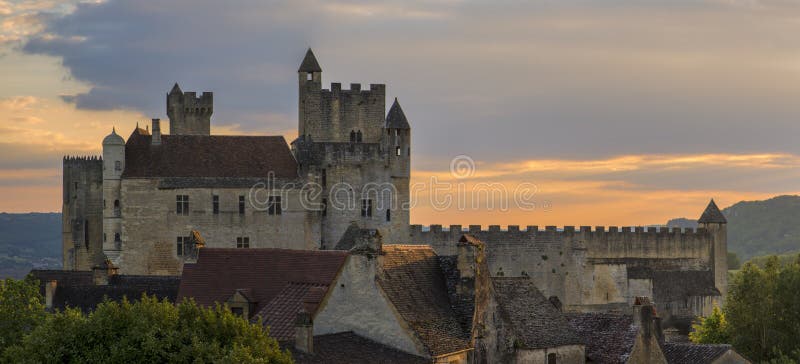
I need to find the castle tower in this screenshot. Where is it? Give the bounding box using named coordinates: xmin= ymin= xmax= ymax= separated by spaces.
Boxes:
xmin=62 ymin=156 xmax=103 ymax=270
xmin=698 ymin=199 xmax=728 ymax=297
xmin=298 ymin=48 xmax=322 ymax=139
xmin=384 ymin=98 xmax=411 ymax=243
xmin=102 ymin=128 xmax=125 ymax=264
xmin=166 ymin=83 xmax=213 ymax=135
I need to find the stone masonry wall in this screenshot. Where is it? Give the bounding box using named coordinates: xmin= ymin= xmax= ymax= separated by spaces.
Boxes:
xmin=403 ymin=225 xmax=714 ymax=315
xmin=115 ymin=178 xmax=319 ymax=275
xmin=62 ymin=157 xmax=104 ymax=271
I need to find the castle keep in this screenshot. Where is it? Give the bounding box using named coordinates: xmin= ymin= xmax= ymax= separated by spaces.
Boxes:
xmin=62 ymin=49 xmax=726 ymax=338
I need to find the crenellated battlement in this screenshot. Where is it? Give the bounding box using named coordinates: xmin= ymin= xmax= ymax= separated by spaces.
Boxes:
xmin=325 ymin=83 xmax=385 ymax=95
xmin=63 ymin=155 xmax=103 ymax=165
xmin=409 ymin=224 xmax=707 ymax=237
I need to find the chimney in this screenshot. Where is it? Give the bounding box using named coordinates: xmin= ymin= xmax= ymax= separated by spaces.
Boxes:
xmin=633 ymin=296 xmax=662 ymax=339
xmin=457 ymin=234 xmax=486 ymax=296
xmin=152 ymin=118 xmax=161 ymax=145
xmin=294 ymin=308 xmax=314 ymax=354
xmin=45 ymin=280 xmax=57 ymax=310
xmin=92 ymin=260 xmax=118 ymax=285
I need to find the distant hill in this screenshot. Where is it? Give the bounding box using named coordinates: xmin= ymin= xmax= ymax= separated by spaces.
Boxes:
xmin=667 ymin=195 xmax=800 ymax=261
xmin=0 ymin=212 xmax=61 ymax=279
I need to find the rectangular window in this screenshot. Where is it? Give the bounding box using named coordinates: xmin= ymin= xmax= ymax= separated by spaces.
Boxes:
xmin=321 ymin=198 xmax=327 ymax=217
xmin=176 ymin=195 xmax=189 ymax=215
xmin=236 ymin=237 xmax=250 ymax=249
xmin=396 ymin=147 xmax=401 ymax=156
xmin=176 ymin=236 xmax=191 ymax=256
xmin=230 ymin=307 xmax=244 ymax=316
xmin=361 ymin=199 xmax=373 ymax=217
xmin=321 ymin=169 xmax=327 ymax=187
xmin=386 ymin=209 xmax=391 ymax=222
xmin=268 ymin=196 xmax=282 ymax=215
xmin=238 ymin=195 xmax=245 ymax=214
xmin=212 ymin=195 xmax=219 ymax=214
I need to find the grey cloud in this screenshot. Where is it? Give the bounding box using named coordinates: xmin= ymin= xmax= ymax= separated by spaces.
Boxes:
xmin=21 ymin=0 xmax=800 ymax=166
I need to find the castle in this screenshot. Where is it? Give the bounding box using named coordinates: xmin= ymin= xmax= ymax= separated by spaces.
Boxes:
xmin=62 ymin=49 xmax=726 ymax=335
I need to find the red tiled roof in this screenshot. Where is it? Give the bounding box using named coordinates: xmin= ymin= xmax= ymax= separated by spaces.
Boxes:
xmin=122 ymin=128 xmax=298 ymax=179
xmin=378 ymin=245 xmax=471 ymax=357
xmin=178 ymin=248 xmax=347 ymax=330
xmin=256 ymin=282 xmax=328 ymax=341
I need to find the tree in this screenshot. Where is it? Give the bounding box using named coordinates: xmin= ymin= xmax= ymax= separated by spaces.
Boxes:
xmin=2 ymin=295 xmax=293 ymax=364
xmin=0 ymin=275 xmax=45 ymax=352
xmin=692 ymin=255 xmax=800 ymax=363
xmin=689 ymin=305 xmax=729 ymax=344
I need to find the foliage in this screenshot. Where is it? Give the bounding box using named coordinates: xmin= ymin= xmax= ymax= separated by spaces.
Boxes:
xmin=1 ymin=290 xmax=293 ymax=364
xmin=727 ymin=252 xmax=741 ymax=270
xmin=689 ymin=305 xmax=729 ymax=344
xmin=0 ymin=275 xmax=45 ymax=352
xmin=691 ymin=255 xmax=800 ymax=362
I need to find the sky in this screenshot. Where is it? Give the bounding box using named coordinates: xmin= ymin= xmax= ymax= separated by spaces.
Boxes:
xmin=1 ymin=0 xmax=800 ymax=226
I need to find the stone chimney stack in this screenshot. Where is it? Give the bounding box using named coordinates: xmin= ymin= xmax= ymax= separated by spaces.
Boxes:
xmin=294 ymin=308 xmax=314 ymax=354
xmin=92 ymin=260 xmax=118 ymax=285
xmin=632 ymin=296 xmax=662 ymax=339
xmin=152 ymin=118 xmax=162 ymax=145
xmin=45 ymin=280 xmax=57 ymax=310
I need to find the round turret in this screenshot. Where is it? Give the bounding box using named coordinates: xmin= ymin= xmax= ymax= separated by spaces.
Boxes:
xmin=102 ymin=128 xmax=125 ymax=146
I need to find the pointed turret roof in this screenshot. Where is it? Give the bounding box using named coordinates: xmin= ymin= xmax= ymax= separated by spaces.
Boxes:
xmin=385 ymin=98 xmax=410 ymax=129
xmin=298 ymin=48 xmax=322 ymax=73
xmin=698 ymin=199 xmax=727 ymax=224
xmin=170 ymin=82 xmax=182 ymax=94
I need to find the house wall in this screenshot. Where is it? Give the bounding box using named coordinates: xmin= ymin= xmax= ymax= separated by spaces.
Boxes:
xmin=313 ymin=254 xmax=424 ymax=357
xmin=515 ymin=345 xmax=585 ymax=364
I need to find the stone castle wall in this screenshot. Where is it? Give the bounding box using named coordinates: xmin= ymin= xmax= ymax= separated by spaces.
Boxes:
xmin=114 ymin=178 xmax=319 ymax=275
xmin=62 ymin=156 xmax=104 ymax=270
xmin=403 ymin=224 xmax=717 ymax=323
xmin=300 ymin=81 xmax=386 ymax=143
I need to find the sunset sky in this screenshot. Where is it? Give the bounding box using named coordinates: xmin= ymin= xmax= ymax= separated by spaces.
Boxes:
xmin=2 ymin=0 xmax=800 ymax=226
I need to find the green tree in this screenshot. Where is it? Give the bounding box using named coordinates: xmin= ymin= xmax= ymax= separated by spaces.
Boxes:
xmin=689 ymin=305 xmax=730 ymax=344
xmin=2 ymin=295 xmax=293 ymax=364
xmin=694 ymin=255 xmax=800 ymax=362
xmin=0 ymin=275 xmax=44 ymax=351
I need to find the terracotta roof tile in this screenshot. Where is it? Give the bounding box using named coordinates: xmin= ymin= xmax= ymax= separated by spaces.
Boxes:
xmin=178 ymin=248 xmax=347 ymax=325
xmin=122 ymin=129 xmax=298 ymax=179
xmin=378 ymin=245 xmax=471 ymax=357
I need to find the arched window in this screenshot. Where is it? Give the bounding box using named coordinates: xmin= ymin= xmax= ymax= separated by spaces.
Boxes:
xmin=350 ymin=130 xmax=356 ymax=143
xmin=356 ymin=130 xmax=363 ymax=143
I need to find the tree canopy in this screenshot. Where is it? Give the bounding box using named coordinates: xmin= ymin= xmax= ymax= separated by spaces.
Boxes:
xmin=692 ymin=255 xmax=800 ymax=363
xmin=0 ymin=275 xmax=293 ymax=364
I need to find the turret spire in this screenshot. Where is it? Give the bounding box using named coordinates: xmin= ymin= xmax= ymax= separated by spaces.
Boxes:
xmin=170 ymin=82 xmax=182 ymax=95
xmin=298 ymin=48 xmax=322 ymax=73
xmin=698 ymin=199 xmax=727 ymax=224
xmin=386 ymin=98 xmax=410 ymax=129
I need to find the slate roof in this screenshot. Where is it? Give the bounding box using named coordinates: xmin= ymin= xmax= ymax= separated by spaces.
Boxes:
xmin=627 ymin=268 xmax=721 ymax=302
xmin=698 ymin=199 xmax=727 ymax=224
xmin=178 ymin=248 xmax=347 ymax=338
xmin=567 ymin=313 xmax=638 ymax=364
xmin=492 ymin=277 xmax=583 ymax=349
xmin=288 ymin=332 xmax=428 ymax=364
xmin=29 ymin=270 xmax=180 ymax=312
xmin=122 ymin=129 xmax=298 ymax=179
xmin=662 ymin=343 xmax=735 ymax=364
xmin=378 ymin=245 xmax=472 ymax=357
xmin=298 ymin=48 xmax=322 ymax=73
xmin=385 ymin=98 xmax=410 ymax=129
